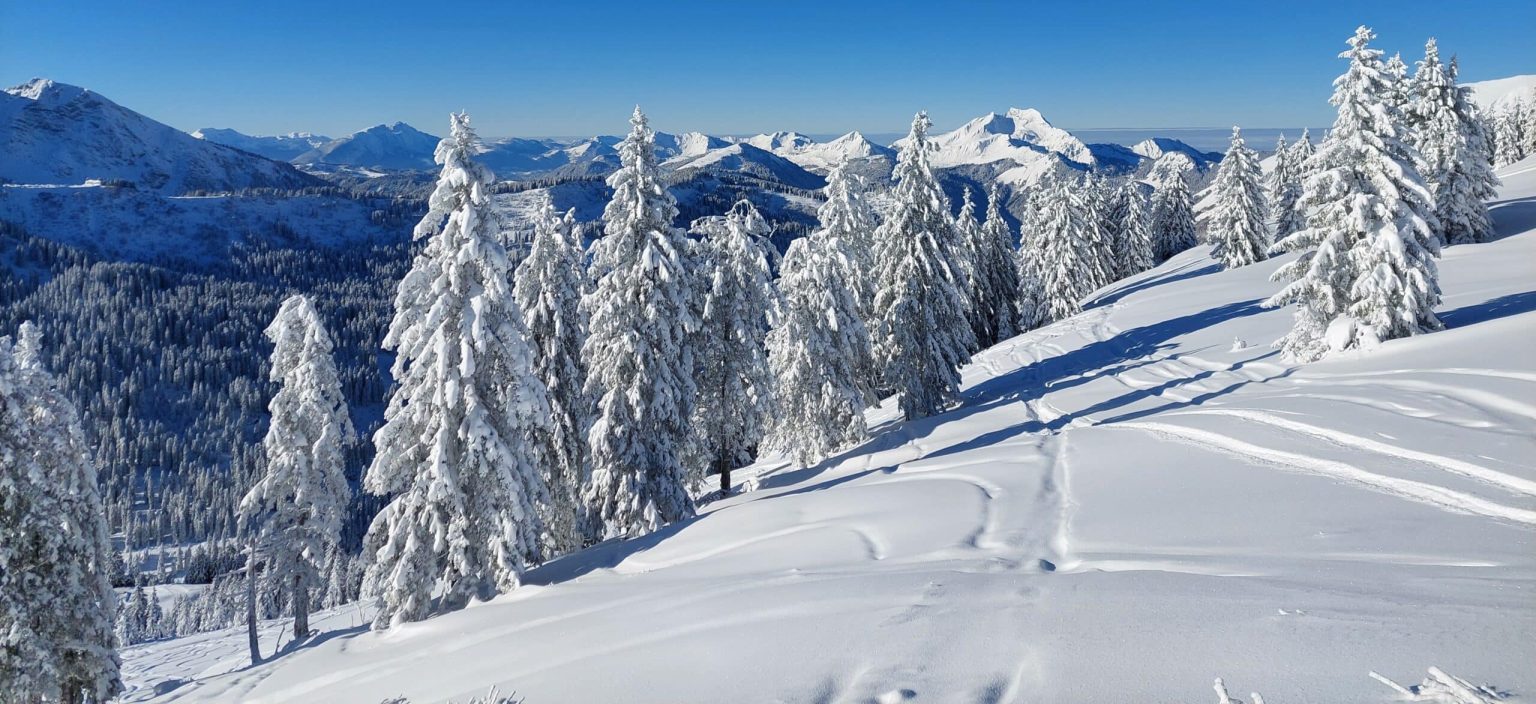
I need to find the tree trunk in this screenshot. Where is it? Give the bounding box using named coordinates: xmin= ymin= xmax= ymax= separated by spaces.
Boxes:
xmin=293 ymin=574 xmax=309 ymax=641
xmin=246 ymin=545 xmax=260 ymax=666
xmin=718 ymin=456 xmax=731 ymax=496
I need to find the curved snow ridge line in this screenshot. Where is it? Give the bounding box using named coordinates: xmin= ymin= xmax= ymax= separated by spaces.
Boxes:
xmin=1304 ymin=377 xmax=1536 ymax=426
xmin=1264 ymin=391 xmax=1502 ymax=431
xmin=1161 ymin=409 xmax=1536 ymax=497
xmin=618 ymin=520 xmax=889 ymax=570
xmin=1114 ymin=422 xmax=1536 ymax=526
xmin=1303 ymin=367 xmax=1536 ymax=384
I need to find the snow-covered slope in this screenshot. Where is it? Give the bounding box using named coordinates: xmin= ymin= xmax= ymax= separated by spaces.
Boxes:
xmin=908 ymin=108 xmax=1094 ymax=167
xmin=1464 ymin=73 xmax=1536 ymax=112
xmin=0 ymin=79 xmax=321 ymax=194
xmin=119 ymin=154 xmax=1536 ymax=704
xmin=191 ymin=128 xmax=331 ymax=162
xmin=1130 ymin=136 xmax=1223 ymax=169
xmin=663 ymin=142 xmax=824 ymax=190
xmin=294 ymin=122 xmax=441 ymax=171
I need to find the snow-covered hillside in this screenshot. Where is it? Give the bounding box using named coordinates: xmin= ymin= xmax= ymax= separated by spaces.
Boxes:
xmin=294 ymin=122 xmax=442 ymax=171
xmin=1465 ymin=73 xmax=1536 ymax=111
xmin=0 ymin=80 xmax=320 ymax=194
xmin=898 ymin=108 xmax=1095 ymax=179
xmin=192 ymin=129 xmax=332 ymax=162
xmin=663 ymin=142 xmax=825 ymax=190
xmin=116 ymin=160 xmax=1536 ymax=704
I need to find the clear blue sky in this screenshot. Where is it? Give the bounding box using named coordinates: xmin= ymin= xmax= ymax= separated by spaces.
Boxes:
xmin=3 ymin=0 xmax=1531 ymax=139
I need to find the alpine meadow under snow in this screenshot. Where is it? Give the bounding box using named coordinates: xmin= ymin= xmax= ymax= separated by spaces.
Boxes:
xmin=2 ymin=15 xmax=1534 ymax=704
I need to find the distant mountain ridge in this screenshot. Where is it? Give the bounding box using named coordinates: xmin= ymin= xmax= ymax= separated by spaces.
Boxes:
xmin=0 ymin=79 xmax=321 ymax=194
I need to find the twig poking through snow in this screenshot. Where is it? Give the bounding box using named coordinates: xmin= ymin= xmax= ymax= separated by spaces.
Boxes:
xmin=1369 ymin=667 xmax=1507 ymax=703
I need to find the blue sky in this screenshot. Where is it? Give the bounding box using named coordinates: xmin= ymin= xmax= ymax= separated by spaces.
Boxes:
xmin=3 ymin=0 xmax=1531 ymax=139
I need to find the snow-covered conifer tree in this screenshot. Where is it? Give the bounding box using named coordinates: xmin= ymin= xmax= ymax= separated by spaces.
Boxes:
xmin=1200 ymin=127 xmax=1270 ymax=269
xmin=582 ymin=107 xmax=700 ymax=537
xmin=513 ymin=198 xmax=590 ymax=553
xmin=1266 ymin=134 xmax=1306 ymax=241
xmin=1382 ymin=52 xmax=1411 ymax=115
xmin=1035 ymin=172 xmax=1112 ymax=323
xmin=1407 ymin=42 xmax=1499 ymax=245
xmin=1492 ymin=96 xmax=1532 ymax=166
xmin=238 ymin=294 xmax=354 ymax=641
xmin=766 ymin=226 xmax=875 ymax=466
xmin=1115 ymin=180 xmax=1155 ymax=278
xmin=362 ymin=113 xmax=552 ymax=629
xmin=954 ymin=187 xmax=991 ymax=345
xmin=1267 ymin=26 xmax=1443 ymax=360
xmin=1149 ymin=153 xmax=1199 ymax=261
xmin=814 ymin=159 xmax=882 ymax=393
xmin=0 ymin=323 xmax=120 ymax=703
xmin=1082 ymin=174 xmax=1120 ymax=292
xmin=1014 ymin=188 xmax=1049 ymax=332
xmin=871 ymin=112 xmax=977 ymax=420
xmin=687 ymin=200 xmax=778 ymax=495
xmin=817 ymin=159 xmax=881 ymax=319
xmin=975 ymin=183 xmax=1022 ymax=345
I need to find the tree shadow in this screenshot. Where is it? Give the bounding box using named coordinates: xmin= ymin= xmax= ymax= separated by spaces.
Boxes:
xmin=1488 ymin=195 xmax=1536 ymax=241
xmin=1087 ymin=262 xmax=1221 ymax=308
xmin=1438 ymin=291 xmax=1536 ymax=328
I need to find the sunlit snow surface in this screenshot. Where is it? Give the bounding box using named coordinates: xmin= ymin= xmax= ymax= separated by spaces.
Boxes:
xmin=123 ymin=158 xmax=1536 ymax=703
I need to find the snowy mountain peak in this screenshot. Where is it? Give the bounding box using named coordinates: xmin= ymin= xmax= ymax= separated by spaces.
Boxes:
xmin=294 ymin=122 xmax=441 ymax=170
xmin=742 ymin=131 xmax=816 ymax=152
xmin=898 ymin=105 xmax=1094 ymax=182
xmin=1 ymin=78 xmax=319 ymax=193
xmin=5 ymin=78 xmax=88 ymax=104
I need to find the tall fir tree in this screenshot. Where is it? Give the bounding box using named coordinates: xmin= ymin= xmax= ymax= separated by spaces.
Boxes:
xmin=1266 ymin=133 xmax=1306 ymax=241
xmin=1382 ymin=52 xmax=1411 ymax=115
xmin=581 ymin=107 xmax=700 ymax=537
xmin=817 ymin=159 xmax=881 ymax=320
xmin=687 ymin=200 xmax=778 ymax=495
xmin=513 ymin=198 xmax=591 ymax=553
xmin=765 ymin=228 xmax=873 ymax=465
xmin=1201 ymin=127 xmax=1270 ymax=269
xmin=239 ymin=295 xmax=354 ymax=641
xmin=362 ymin=113 xmax=552 ymax=629
xmin=1115 ymin=180 xmax=1156 ymax=279
xmin=975 ymin=183 xmax=1022 ymax=345
xmin=0 ymin=323 xmax=121 ymax=704
xmin=1407 ymin=42 xmax=1499 ymax=245
xmin=1014 ymin=186 xmax=1050 ymax=332
xmin=1082 ymin=174 xmax=1121 ymax=292
xmin=954 ymin=187 xmax=991 ymax=346
xmin=1149 ymin=153 xmax=1199 ymax=261
xmin=871 ymin=112 xmax=977 ymax=420
xmin=1268 ymin=26 xmax=1443 ymax=361
xmin=814 ymin=159 xmax=883 ymax=394
xmin=1035 ymin=172 xmax=1113 ymax=323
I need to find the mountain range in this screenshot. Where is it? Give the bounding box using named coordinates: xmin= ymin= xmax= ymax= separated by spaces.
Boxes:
xmin=2 ymin=77 xmax=1251 ymax=199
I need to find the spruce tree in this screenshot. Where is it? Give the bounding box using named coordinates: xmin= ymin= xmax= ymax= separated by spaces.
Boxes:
xmin=0 ymin=323 xmax=121 ymax=704
xmin=955 ymin=187 xmax=993 ymax=346
xmin=363 ymin=113 xmax=552 ymax=629
xmin=766 ymin=229 xmax=875 ymax=465
xmin=1014 ymin=187 xmax=1049 ymax=332
xmin=817 ymin=159 xmax=881 ymax=321
xmin=1408 ymin=43 xmax=1499 ymax=245
xmin=582 ymin=107 xmax=700 ymax=538
xmin=1082 ymin=174 xmax=1120 ymax=292
xmin=1149 ymin=153 xmax=1199 ymax=261
xmin=1035 ymin=172 xmax=1112 ymax=323
xmin=687 ymin=200 xmax=778 ymax=496
xmin=814 ymin=159 xmax=883 ymax=394
xmin=513 ymin=198 xmax=591 ymax=553
xmin=1266 ymin=134 xmax=1306 ymax=241
xmin=1115 ymin=180 xmax=1155 ymax=278
xmin=1268 ymin=26 xmax=1443 ymax=360
xmin=871 ymin=112 xmax=977 ymax=420
xmin=239 ymin=295 xmax=354 ymax=641
xmin=1201 ymin=127 xmax=1270 ymax=269
xmin=976 ymin=183 xmax=1022 ymax=345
